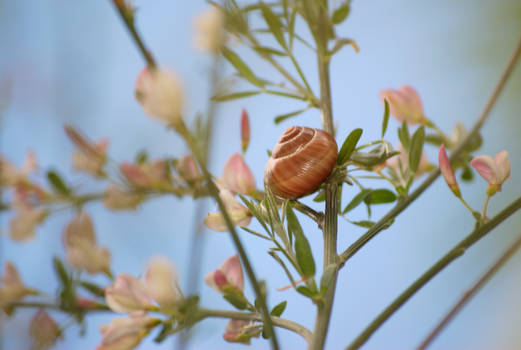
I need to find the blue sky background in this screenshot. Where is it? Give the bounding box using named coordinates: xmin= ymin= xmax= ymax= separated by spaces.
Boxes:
xmin=1 ymin=0 xmax=521 ymax=349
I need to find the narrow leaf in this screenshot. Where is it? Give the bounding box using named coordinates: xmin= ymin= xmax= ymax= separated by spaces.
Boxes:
xmin=287 ymin=206 xmax=315 ymax=277
xmin=253 ymin=46 xmax=287 ymax=57
xmin=223 ymin=294 xmax=248 ymax=310
xmin=212 ymin=91 xmax=261 ymax=101
xmin=381 ymin=99 xmax=390 ymax=138
xmin=222 ymin=47 xmax=265 ymax=88
xmin=296 ymin=286 xmax=314 ymax=298
xmin=398 ymin=121 xmax=410 ymax=150
xmin=320 ymin=264 xmax=337 ymax=293
xmin=364 ymin=189 xmax=396 ymax=205
xmin=408 ymin=126 xmax=425 ymax=173
xmin=337 ymin=128 xmax=363 ymax=165
xmin=260 ymin=3 xmax=287 ymax=50
xmin=270 ymin=301 xmax=287 ymax=317
xmin=313 ymin=190 xmax=326 ymax=202
xmin=342 ymin=189 xmax=372 ymax=214
xmin=239 ymin=195 xmax=271 ymax=236
xmin=350 ymin=220 xmax=375 ymax=228
xmin=47 ymin=170 xmax=71 ymax=196
xmin=52 ymin=256 xmax=69 ymax=286
xmin=331 ymin=3 xmax=350 ymax=24
xmin=274 ymin=107 xmax=309 ymax=124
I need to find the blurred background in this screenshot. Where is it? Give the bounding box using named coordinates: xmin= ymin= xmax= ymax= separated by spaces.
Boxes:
xmin=1 ymin=0 xmax=521 ymax=349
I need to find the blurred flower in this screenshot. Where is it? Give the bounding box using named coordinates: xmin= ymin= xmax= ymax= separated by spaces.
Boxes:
xmin=204 ymin=190 xmax=252 ymax=232
xmin=194 ymin=5 xmax=226 ymax=53
xmin=380 ymin=86 xmax=427 ymax=125
xmin=471 ymin=151 xmax=510 ymax=195
xmin=222 ymin=319 xmax=261 ymax=344
xmin=8 ymin=194 xmax=46 ymax=241
xmin=0 ymin=152 xmax=38 ymax=187
xmin=103 ymin=185 xmax=143 ymax=211
xmin=219 ymin=153 xmax=256 ymax=195
xmin=120 ymin=160 xmax=170 ymax=189
xmin=77 ymin=298 xmax=102 ymax=310
xmin=145 ymin=256 xmax=182 ymax=311
xmin=387 ymin=144 xmax=431 ymax=181
xmin=29 ymin=309 xmax=61 ymax=350
xmin=176 ymin=154 xmax=200 ymax=182
xmin=65 ymin=125 xmax=108 ymax=177
xmin=135 ymin=67 xmax=184 ymax=127
xmin=204 ymin=255 xmax=244 ymax=294
xmin=438 ymin=144 xmax=460 ymax=197
xmin=96 ymin=315 xmax=159 ymax=350
xmin=105 ymin=274 xmax=153 ymax=314
xmin=240 ymin=109 xmax=250 ymax=153
xmin=62 ymin=212 xmax=111 ymax=275
xmin=0 ymin=261 xmax=35 ymax=310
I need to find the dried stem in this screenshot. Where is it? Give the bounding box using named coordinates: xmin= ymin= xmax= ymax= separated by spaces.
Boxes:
xmin=417 ymin=231 xmax=521 ymax=350
xmin=346 ymin=195 xmax=521 ymax=349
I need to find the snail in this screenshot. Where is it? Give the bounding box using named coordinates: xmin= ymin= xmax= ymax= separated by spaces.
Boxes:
xmin=264 ymin=126 xmax=338 ymax=199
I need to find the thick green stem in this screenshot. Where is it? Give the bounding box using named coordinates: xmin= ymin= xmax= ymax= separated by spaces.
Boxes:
xmin=309 ymin=6 xmax=339 ymax=349
xmin=346 ymin=195 xmax=521 ymax=350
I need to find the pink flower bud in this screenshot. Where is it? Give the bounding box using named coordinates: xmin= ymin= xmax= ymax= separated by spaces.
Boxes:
xmin=240 ymin=109 xmax=250 ymax=153
xmin=471 ymin=151 xmax=510 ymax=195
xmin=105 ymin=274 xmax=153 ymax=314
xmin=438 ymin=144 xmax=460 ymax=197
xmin=62 ymin=212 xmax=111 ymax=275
xmin=204 ymin=255 xmax=244 ymax=294
xmin=135 ymin=67 xmax=184 ymax=127
xmin=204 ymin=190 xmax=252 ymax=232
xmin=193 ymin=5 xmax=226 ymax=53
xmin=145 ymin=256 xmax=182 ymax=311
xmin=222 ymin=319 xmax=261 ymax=344
xmin=0 ymin=261 xmax=34 ymax=309
xmin=176 ymin=154 xmax=200 ymax=182
xmin=65 ymin=125 xmax=108 ymax=176
xmin=8 ymin=195 xmax=46 ymax=241
xmin=97 ymin=315 xmax=159 ymax=350
xmin=380 ymin=85 xmax=426 ymax=125
xmin=77 ymin=298 xmax=101 ymax=310
xmin=120 ymin=163 xmax=150 ymax=187
xmin=220 ymin=153 xmax=256 ymax=195
xmin=29 ymin=309 xmax=61 ymax=349
xmin=103 ymin=185 xmax=143 ymax=211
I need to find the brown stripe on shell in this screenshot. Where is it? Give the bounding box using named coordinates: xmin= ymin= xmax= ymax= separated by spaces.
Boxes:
xmin=264 ymin=126 xmax=338 ymax=199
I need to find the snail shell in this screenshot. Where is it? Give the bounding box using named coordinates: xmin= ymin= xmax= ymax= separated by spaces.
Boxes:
xmin=264 ymin=126 xmax=338 ymax=199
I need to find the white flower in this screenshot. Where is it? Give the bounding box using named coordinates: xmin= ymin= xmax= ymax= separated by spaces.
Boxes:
xmin=144 ymin=256 xmax=182 ymax=310
xmin=194 ymin=6 xmax=225 ymax=53
xmin=204 ymin=190 xmax=252 ymax=232
xmin=105 ymin=274 xmax=153 ymax=314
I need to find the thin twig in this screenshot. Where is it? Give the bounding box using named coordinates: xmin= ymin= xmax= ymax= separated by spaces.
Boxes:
xmin=199 ymin=308 xmax=313 ymax=343
xmin=339 ymin=34 xmax=521 ymax=268
xmin=417 ymin=231 xmax=521 ymax=350
xmin=345 ymin=195 xmax=521 ymax=350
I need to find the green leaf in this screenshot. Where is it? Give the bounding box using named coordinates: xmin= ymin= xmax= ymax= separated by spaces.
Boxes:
xmin=331 ymin=2 xmax=350 ymax=24
xmin=260 ymin=3 xmax=287 ymax=50
xmin=270 ymin=301 xmax=287 ymax=317
xmin=320 ymin=264 xmax=337 ymax=293
xmin=79 ymin=281 xmax=105 ymax=297
xmin=313 ymin=190 xmax=326 ymax=202
xmin=52 ymin=256 xmax=69 ymax=286
xmin=135 ymin=150 xmax=148 ymax=164
xmin=337 ymin=128 xmax=363 ymax=165
xmin=253 ymin=46 xmax=287 ymax=57
xmin=47 ymin=170 xmax=71 ymax=196
xmin=398 ymin=121 xmax=410 ymax=150
xmin=408 ymin=126 xmax=425 ymax=173
xmin=286 ymin=206 xmax=315 ymax=277
xmin=296 ymin=286 xmax=314 ymax=298
xmin=460 ymin=165 xmax=473 ymax=182
xmin=274 ymin=107 xmax=310 ymax=124
xmin=364 ymin=189 xmax=396 ymax=205
xmin=222 ymin=47 xmax=265 ymax=88
xmin=350 ymin=220 xmax=375 ymax=228
xmin=424 ymin=133 xmax=444 ymax=146
xmin=212 ymin=91 xmax=261 ymax=101
xmin=381 ymin=99 xmax=390 ymax=138
xmin=223 ymin=294 xmax=248 ymax=310
xmin=239 ymin=195 xmax=271 ymax=236
xmin=342 ymin=189 xmax=372 ymax=214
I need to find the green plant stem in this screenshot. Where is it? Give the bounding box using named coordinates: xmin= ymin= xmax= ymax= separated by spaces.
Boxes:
xmin=110 ymin=0 xmax=157 ymax=68
xmin=339 ymin=34 xmax=521 ymax=268
xmin=178 ymin=123 xmax=279 ymax=350
xmin=10 ymin=301 xmax=110 ymax=312
xmin=308 ymin=4 xmax=339 ymax=349
xmin=198 ymin=308 xmax=312 ymax=343
xmin=346 ymin=195 xmax=521 ymax=350
xmin=458 ymin=196 xmax=476 ymax=216
xmin=481 ymin=194 xmax=491 ymax=220
xmin=417 ymin=231 xmax=521 ymax=350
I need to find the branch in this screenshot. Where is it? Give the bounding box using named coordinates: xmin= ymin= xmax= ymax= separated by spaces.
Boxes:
xmin=339 ymin=34 xmax=521 ymax=267
xmin=417 ymin=231 xmax=521 ymax=350
xmin=10 ymin=301 xmax=110 ymax=312
xmin=345 ymin=195 xmax=521 ymax=350
xmin=199 ymin=308 xmax=312 ymax=343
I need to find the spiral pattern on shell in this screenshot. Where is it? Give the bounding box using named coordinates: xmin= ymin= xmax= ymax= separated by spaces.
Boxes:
xmin=264 ymin=126 xmax=338 ymax=199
